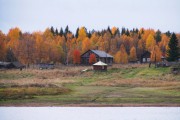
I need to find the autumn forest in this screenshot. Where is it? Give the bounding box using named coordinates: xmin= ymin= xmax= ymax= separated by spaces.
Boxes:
xmin=0 ymin=26 xmax=179 ymax=65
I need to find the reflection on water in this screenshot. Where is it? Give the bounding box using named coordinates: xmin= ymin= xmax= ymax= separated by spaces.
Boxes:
xmin=0 ymin=107 xmax=180 ymax=120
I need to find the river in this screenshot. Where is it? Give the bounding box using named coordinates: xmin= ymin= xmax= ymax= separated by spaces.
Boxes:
xmin=0 ymin=107 xmax=180 ymax=120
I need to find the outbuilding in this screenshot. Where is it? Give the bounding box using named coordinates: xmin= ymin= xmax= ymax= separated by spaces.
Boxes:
xmin=93 ymin=61 xmax=107 ymax=71
xmin=0 ymin=61 xmax=25 ymax=69
xmin=81 ymin=50 xmax=113 ymax=65
xmin=140 ymin=51 xmax=151 ymax=63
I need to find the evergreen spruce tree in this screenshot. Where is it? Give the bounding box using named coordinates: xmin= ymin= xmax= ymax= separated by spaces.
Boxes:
xmin=121 ymin=27 xmax=126 ymax=35
xmin=135 ymin=28 xmax=139 ymax=34
xmin=107 ymin=26 xmax=112 ymax=35
xmin=125 ymin=29 xmax=130 ymax=36
xmin=116 ymin=28 xmax=120 ymax=36
xmin=65 ymin=25 xmax=69 ymax=35
xmin=165 ymin=31 xmax=171 ymax=37
xmin=155 ymin=29 xmax=162 ymax=42
xmin=167 ymin=33 xmax=179 ymax=61
xmin=55 ymin=28 xmax=59 ymax=36
xmin=59 ymin=27 xmax=64 ymax=36
xmin=87 ymin=31 xmax=92 ymax=38
xmin=75 ymin=27 xmax=79 ymax=38
xmin=50 ymin=26 xmax=55 ymax=36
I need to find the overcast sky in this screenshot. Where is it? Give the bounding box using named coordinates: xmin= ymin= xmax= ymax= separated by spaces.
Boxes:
xmin=0 ymin=0 xmax=180 ymax=34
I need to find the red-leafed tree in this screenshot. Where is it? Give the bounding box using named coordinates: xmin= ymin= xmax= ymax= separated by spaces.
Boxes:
xmin=89 ymin=53 xmax=96 ymax=64
xmin=73 ymin=49 xmax=81 ymax=64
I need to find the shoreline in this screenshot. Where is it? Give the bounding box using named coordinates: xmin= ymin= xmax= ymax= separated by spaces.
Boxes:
xmin=1 ymin=103 xmax=180 ymax=107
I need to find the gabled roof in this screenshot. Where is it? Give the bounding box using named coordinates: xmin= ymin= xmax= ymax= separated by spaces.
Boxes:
xmin=141 ymin=51 xmax=151 ymax=57
xmin=93 ymin=61 xmax=107 ymax=66
xmin=0 ymin=61 xmax=24 ymax=68
xmin=91 ymin=50 xmax=113 ymax=58
xmin=12 ymin=61 xmax=25 ymax=68
xmin=0 ymin=61 xmax=11 ymax=66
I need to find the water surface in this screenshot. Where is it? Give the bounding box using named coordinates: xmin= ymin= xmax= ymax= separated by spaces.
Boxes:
xmin=0 ymin=107 xmax=180 ymax=120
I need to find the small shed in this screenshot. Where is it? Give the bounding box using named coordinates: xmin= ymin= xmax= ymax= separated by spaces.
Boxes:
xmin=38 ymin=63 xmax=54 ymax=69
xmin=140 ymin=51 xmax=151 ymax=63
xmin=0 ymin=61 xmax=25 ymax=69
xmin=12 ymin=61 xmax=25 ymax=69
xmin=93 ymin=61 xmax=107 ymax=71
xmin=0 ymin=62 xmax=12 ymax=69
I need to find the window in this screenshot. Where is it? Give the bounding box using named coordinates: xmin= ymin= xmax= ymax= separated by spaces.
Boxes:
xmin=147 ymin=58 xmax=150 ymax=62
xmin=143 ymin=58 xmax=146 ymax=62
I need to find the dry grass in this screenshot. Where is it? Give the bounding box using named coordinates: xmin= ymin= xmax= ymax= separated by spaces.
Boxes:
xmin=0 ymin=66 xmax=92 ymax=86
xmin=111 ymin=63 xmax=148 ymax=69
xmin=0 ymin=86 xmax=71 ymax=100
xmin=0 ymin=64 xmax=180 ymax=106
xmin=90 ymin=78 xmax=180 ymax=88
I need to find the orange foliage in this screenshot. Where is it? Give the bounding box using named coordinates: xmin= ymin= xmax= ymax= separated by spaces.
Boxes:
xmin=89 ymin=54 xmax=97 ymax=64
xmin=120 ymin=44 xmax=128 ymax=64
xmin=111 ymin=26 xmax=117 ymax=35
xmin=90 ymin=33 xmax=99 ymax=48
xmin=73 ymin=49 xmax=81 ymax=64
xmin=159 ymin=34 xmax=170 ymax=54
xmin=0 ymin=27 xmax=174 ymax=65
xmin=0 ymin=31 xmax=6 ymax=60
xmin=150 ymin=45 xmax=162 ymax=62
xmin=129 ymin=46 xmax=137 ymax=61
xmin=121 ymin=34 xmax=133 ymax=52
xmin=82 ymin=37 xmax=91 ymax=53
xmin=142 ymin=29 xmax=155 ymax=41
xmin=115 ymin=44 xmax=128 ymax=64
xmin=7 ymin=27 xmax=21 ymax=51
xmin=114 ymin=51 xmax=121 ymax=63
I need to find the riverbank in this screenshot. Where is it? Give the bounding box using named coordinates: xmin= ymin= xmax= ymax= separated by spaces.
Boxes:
xmin=0 ymin=64 xmax=180 ymax=106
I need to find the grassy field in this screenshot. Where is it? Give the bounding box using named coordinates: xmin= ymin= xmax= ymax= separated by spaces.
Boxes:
xmin=0 ymin=64 xmax=180 ymax=106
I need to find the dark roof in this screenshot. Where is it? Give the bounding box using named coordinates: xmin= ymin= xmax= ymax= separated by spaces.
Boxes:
xmin=0 ymin=61 xmax=11 ymax=66
xmin=141 ymin=51 xmax=151 ymax=58
xmin=91 ymin=50 xmax=113 ymax=58
xmin=0 ymin=61 xmax=24 ymax=68
xmin=12 ymin=61 xmax=25 ymax=68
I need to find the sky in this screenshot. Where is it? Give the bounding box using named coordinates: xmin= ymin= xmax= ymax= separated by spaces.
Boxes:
xmin=0 ymin=0 xmax=180 ymax=34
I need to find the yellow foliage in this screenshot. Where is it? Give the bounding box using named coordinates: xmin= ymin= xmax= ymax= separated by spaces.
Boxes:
xmin=142 ymin=29 xmax=155 ymax=41
xmin=114 ymin=51 xmax=121 ymax=63
xmin=90 ymin=33 xmax=99 ymax=47
xmin=0 ymin=31 xmax=6 ymax=60
xmin=146 ymin=34 xmax=156 ymax=51
xmin=138 ymin=39 xmax=143 ymax=50
xmin=82 ymin=37 xmax=91 ymax=53
xmin=7 ymin=27 xmax=21 ymax=49
xmin=77 ymin=27 xmax=87 ymax=42
xmin=43 ymin=28 xmax=54 ymax=41
xmin=129 ymin=46 xmax=137 ymax=61
xmin=150 ymin=45 xmax=162 ymax=62
xmin=111 ymin=26 xmax=117 ymax=35
xmin=115 ymin=44 xmax=128 ymax=64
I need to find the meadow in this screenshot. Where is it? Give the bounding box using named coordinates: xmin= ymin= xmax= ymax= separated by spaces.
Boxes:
xmin=0 ymin=64 xmax=180 ymax=106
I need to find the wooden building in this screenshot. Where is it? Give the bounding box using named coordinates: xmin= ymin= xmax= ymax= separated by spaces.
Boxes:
xmin=0 ymin=61 xmax=25 ymax=69
xmin=140 ymin=51 xmax=151 ymax=63
xmin=81 ymin=50 xmax=113 ymax=65
xmin=93 ymin=61 xmax=107 ymax=71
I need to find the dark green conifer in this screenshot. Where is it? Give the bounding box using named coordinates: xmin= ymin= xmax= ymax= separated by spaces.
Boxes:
xmin=167 ymin=33 xmax=179 ymax=61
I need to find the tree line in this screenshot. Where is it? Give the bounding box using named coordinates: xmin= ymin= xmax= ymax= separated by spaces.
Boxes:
xmin=0 ymin=26 xmax=179 ymax=65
